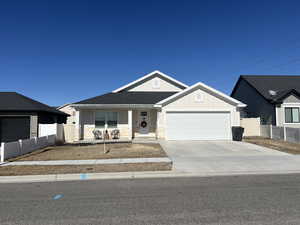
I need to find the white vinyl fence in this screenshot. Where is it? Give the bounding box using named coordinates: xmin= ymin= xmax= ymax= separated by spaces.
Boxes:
xmin=39 ymin=123 xmax=76 ymax=143
xmin=39 ymin=123 xmax=64 ymax=142
xmin=0 ymin=135 xmax=56 ymax=163
xmin=260 ymin=125 xmax=300 ymax=144
xmin=240 ymin=118 xmax=260 ymax=136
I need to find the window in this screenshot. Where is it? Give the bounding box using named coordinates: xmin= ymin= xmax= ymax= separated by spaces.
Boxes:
xmin=107 ymin=112 xmax=118 ymax=128
xmin=95 ymin=112 xmax=118 ymax=128
xmin=140 ymin=112 xmax=147 ymax=116
xmin=95 ymin=112 xmax=105 ymax=128
xmin=285 ymin=107 xmax=300 ymax=123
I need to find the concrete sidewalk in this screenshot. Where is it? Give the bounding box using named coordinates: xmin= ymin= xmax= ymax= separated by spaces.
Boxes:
xmin=1 ymin=157 xmax=171 ymax=166
xmin=2 ymin=140 xmax=300 ymax=183
xmin=1 ymin=169 xmax=300 ymax=183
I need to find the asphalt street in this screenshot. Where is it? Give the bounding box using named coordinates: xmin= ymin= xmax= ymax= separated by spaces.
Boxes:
xmin=1 ymin=174 xmax=300 ymax=225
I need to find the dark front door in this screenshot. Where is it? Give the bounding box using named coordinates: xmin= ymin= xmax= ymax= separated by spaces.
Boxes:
xmin=0 ymin=117 xmax=30 ymax=143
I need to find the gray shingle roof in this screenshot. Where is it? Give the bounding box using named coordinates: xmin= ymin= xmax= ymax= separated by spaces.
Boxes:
xmin=0 ymin=92 xmax=69 ymax=116
xmin=234 ymin=75 xmax=300 ymax=102
xmin=74 ymin=92 xmax=178 ymax=105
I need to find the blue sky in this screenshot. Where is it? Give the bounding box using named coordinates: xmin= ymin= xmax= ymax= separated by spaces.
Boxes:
xmin=1 ymin=0 xmax=300 ymax=106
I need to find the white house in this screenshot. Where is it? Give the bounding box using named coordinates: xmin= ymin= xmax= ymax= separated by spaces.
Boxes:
xmin=60 ymin=70 xmax=246 ymax=141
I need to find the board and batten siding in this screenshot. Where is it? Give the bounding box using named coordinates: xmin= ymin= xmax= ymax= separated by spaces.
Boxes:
xmin=126 ymin=76 xmax=183 ymax=92
xmin=231 ymin=79 xmax=275 ymax=125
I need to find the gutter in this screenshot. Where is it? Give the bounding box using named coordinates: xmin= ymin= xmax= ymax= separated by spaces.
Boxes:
xmin=70 ymin=104 xmax=157 ymax=109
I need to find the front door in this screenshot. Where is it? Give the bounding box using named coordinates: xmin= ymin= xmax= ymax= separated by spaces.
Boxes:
xmin=138 ymin=111 xmax=150 ymax=134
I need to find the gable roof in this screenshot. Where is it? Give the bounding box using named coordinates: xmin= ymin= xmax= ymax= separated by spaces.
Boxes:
xmin=57 ymin=103 xmax=71 ymax=109
xmin=112 ymin=70 xmax=188 ymax=93
xmin=74 ymin=92 xmax=177 ymax=105
xmin=268 ymin=89 xmax=300 ymax=103
xmin=0 ymin=92 xmax=69 ymax=116
xmin=231 ymin=75 xmax=300 ymax=103
xmin=156 ymin=82 xmax=246 ymax=107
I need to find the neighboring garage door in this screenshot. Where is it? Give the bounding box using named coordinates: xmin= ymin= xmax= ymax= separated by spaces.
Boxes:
xmin=166 ymin=112 xmax=231 ymax=140
xmin=0 ymin=117 xmax=30 ymax=143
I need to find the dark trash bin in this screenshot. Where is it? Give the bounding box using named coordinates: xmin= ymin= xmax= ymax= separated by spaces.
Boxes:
xmin=232 ymin=126 xmax=244 ymax=141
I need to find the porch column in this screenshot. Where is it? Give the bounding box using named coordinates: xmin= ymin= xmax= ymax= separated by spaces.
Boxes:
xmin=75 ymin=110 xmax=81 ymax=141
xmin=128 ymin=110 xmax=132 ymax=140
xmin=156 ymin=110 xmax=160 ymax=139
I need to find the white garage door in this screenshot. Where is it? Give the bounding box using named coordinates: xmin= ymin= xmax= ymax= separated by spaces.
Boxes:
xmin=166 ymin=112 xmax=231 ymax=140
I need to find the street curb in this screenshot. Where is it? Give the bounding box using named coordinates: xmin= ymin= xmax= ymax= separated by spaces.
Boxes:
xmin=1 ymin=157 xmax=172 ymax=166
xmin=1 ymin=169 xmax=300 ymax=183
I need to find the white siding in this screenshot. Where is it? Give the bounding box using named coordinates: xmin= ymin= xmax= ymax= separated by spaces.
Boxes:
xmin=158 ymin=85 xmax=241 ymax=139
xmin=128 ymin=76 xmax=182 ymax=92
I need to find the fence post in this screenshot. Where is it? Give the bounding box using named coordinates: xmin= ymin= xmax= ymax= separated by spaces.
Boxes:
xmin=34 ymin=136 xmax=37 ymax=144
xmin=270 ymin=125 xmax=273 ymax=139
xmin=283 ymin=126 xmax=287 ymax=141
xmin=18 ymin=139 xmax=23 ymax=155
xmin=0 ymin=142 xmax=4 ymax=163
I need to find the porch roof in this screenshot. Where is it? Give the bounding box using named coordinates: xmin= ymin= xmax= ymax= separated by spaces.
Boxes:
xmin=73 ymin=91 xmax=177 ymax=105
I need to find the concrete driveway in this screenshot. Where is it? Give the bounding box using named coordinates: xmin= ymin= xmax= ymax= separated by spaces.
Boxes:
xmin=160 ymin=140 xmax=300 ymax=175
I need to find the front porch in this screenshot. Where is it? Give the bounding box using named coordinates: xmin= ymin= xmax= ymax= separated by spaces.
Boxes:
xmin=73 ymin=107 xmax=163 ymax=142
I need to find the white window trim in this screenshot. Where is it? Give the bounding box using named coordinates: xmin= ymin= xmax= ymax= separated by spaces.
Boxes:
xmin=275 ymin=106 xmax=279 ymax=126
xmin=95 ymin=111 xmax=118 ymax=129
xmin=282 ymin=104 xmax=300 ymax=124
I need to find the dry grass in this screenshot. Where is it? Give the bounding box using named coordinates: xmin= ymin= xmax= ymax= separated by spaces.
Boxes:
xmin=8 ymin=143 xmax=167 ymax=161
xmin=244 ymin=136 xmax=300 ymax=154
xmin=0 ymin=162 xmax=172 ymax=176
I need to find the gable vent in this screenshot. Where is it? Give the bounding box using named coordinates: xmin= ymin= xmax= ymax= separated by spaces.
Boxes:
xmin=152 ymin=78 xmax=160 ymax=89
xmin=195 ymin=91 xmax=203 ymax=102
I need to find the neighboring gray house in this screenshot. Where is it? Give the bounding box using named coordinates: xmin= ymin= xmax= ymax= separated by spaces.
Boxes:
xmin=231 ymin=75 xmax=300 ymax=127
xmin=0 ymin=92 xmax=69 ymax=142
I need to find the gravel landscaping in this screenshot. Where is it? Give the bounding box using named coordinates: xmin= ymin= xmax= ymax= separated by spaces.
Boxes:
xmin=244 ymin=137 xmax=300 ymax=154
xmin=8 ymin=143 xmax=167 ymax=161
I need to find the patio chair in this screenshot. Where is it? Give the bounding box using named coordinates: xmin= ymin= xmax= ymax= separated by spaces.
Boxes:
xmin=111 ymin=129 xmax=120 ymax=139
xmin=92 ymin=129 xmax=102 ymax=140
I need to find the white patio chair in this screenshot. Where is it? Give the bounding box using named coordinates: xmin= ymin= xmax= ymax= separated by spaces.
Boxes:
xmin=92 ymin=129 xmax=102 ymax=140
xmin=111 ymin=129 xmax=120 ymax=139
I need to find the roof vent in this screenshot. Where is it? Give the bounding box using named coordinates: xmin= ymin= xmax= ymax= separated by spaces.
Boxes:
xmin=268 ymin=90 xmax=277 ymax=96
